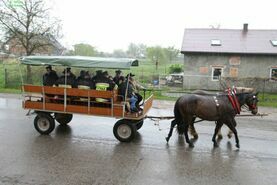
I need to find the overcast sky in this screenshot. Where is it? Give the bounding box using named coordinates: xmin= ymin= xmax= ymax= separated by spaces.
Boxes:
xmin=51 ymin=0 xmax=277 ymax=52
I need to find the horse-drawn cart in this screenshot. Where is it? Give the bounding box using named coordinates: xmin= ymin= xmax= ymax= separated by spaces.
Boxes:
xmin=20 ymin=56 xmax=154 ymax=142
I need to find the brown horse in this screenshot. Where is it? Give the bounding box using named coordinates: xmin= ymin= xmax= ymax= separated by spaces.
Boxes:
xmin=189 ymin=90 xmax=257 ymax=139
xmin=165 ymin=92 xmax=258 ymax=148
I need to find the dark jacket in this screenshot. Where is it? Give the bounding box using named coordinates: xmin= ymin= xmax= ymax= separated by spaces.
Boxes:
xmin=76 ymin=77 xmax=93 ymax=88
xmin=94 ymin=76 xmax=115 ymax=91
xmin=119 ymin=81 xmax=134 ymax=99
xmin=113 ymin=75 xmax=121 ymax=86
xmin=43 ymin=70 xmax=59 ymax=86
xmin=55 ymin=74 xmax=77 ymax=88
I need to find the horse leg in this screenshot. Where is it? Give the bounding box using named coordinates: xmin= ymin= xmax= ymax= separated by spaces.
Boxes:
xmin=226 ymin=118 xmax=240 ymax=148
xmin=227 ymin=129 xmax=233 ymax=139
xmin=166 ymin=119 xmax=177 ymax=142
xmin=189 ymin=117 xmax=198 ymax=139
xmin=212 ymin=121 xmax=223 ymax=147
xmin=184 ymin=124 xmax=194 ymax=147
xmin=216 ymin=121 xmax=223 ymax=140
xmin=184 ymin=117 xmax=194 ymax=147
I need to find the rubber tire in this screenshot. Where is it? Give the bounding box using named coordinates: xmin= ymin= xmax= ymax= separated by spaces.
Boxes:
xmin=113 ymin=119 xmax=137 ymax=142
xmin=34 ymin=113 xmax=55 ymax=135
xmin=135 ymin=120 xmax=144 ymax=130
xmin=54 ymin=113 xmax=73 ymax=125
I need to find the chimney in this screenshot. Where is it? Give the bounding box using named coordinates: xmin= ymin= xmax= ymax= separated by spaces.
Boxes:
xmin=243 ymin=23 xmax=248 ymax=32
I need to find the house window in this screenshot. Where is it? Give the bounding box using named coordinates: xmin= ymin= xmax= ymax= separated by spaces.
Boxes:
xmin=270 ymin=40 xmax=277 ymax=47
xmin=212 ymin=67 xmax=223 ymax=81
xmin=211 ymin=39 xmax=221 ymax=46
xmin=270 ymin=68 xmax=277 ymax=80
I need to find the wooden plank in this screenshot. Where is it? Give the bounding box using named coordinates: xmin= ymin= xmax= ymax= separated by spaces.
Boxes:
xmin=43 ymin=86 xmax=65 ymax=95
xmin=143 ymin=95 xmax=154 ymax=115
xmin=23 ymin=85 xmax=117 ymax=99
xmin=24 ymin=101 xmax=43 ymax=109
xmin=23 ymin=100 xmax=124 ymax=117
xmin=23 ymin=85 xmax=43 ymax=93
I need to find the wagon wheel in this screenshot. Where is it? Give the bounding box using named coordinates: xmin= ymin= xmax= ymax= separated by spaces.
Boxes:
xmin=113 ymin=119 xmax=137 ymax=142
xmin=54 ymin=113 xmax=73 ymax=125
xmin=135 ymin=119 xmax=144 ymax=130
xmin=34 ymin=113 xmax=55 ymax=134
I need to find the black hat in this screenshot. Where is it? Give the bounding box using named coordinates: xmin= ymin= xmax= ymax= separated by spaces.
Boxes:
xmin=103 ymin=71 xmax=109 ymax=76
xmin=115 ymin=70 xmax=122 ymax=74
xmin=126 ymin=73 xmax=135 ymax=78
xmin=96 ymin=70 xmax=102 ymax=74
xmin=46 ymin=65 xmax=52 ymax=70
xmin=62 ymin=67 xmax=71 ymax=74
xmin=80 ymin=70 xmax=86 ymax=76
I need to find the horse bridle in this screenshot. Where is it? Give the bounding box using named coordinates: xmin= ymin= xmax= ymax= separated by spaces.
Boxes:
xmin=247 ymin=95 xmax=258 ymax=110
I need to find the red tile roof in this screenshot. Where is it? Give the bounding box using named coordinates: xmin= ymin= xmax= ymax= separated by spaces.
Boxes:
xmin=181 ymin=28 xmax=277 ymax=55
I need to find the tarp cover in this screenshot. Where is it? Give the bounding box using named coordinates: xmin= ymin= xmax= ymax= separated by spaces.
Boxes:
xmin=20 ymin=56 xmax=138 ymax=69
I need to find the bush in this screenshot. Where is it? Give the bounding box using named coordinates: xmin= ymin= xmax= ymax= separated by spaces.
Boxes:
xmin=169 ymin=64 xmax=183 ymax=74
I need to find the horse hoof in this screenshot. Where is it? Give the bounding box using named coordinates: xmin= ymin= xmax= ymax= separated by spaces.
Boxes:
xmin=189 ymin=143 xmax=194 ymax=148
xmin=236 ymin=143 xmax=240 ymax=148
xmin=213 ymin=143 xmax=219 ymax=148
xmin=165 ymin=137 xmax=169 ymax=143
xmin=217 ymin=135 xmax=223 ymax=140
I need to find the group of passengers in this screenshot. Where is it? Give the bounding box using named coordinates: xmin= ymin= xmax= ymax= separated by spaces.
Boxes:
xmin=43 ymin=65 xmax=145 ymax=112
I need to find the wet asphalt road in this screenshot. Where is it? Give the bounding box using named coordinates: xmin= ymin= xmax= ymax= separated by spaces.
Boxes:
xmin=0 ymin=94 xmax=277 ymax=185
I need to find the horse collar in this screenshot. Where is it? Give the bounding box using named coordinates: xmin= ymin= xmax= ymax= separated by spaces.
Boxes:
xmin=227 ymin=88 xmax=241 ymax=114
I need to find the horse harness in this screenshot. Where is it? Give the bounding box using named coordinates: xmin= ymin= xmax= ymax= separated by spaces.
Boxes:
xmin=213 ymin=88 xmax=241 ymax=117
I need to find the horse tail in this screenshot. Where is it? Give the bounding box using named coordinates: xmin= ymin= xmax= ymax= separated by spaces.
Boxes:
xmin=173 ymin=97 xmax=186 ymax=135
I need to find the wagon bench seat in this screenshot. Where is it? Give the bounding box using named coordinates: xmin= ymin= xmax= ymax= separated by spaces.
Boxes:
xmin=23 ymin=85 xmax=124 ymax=117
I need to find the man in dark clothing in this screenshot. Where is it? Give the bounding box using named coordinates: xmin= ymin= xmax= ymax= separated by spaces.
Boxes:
xmin=43 ymin=65 xmax=59 ymax=86
xmin=113 ymin=70 xmax=122 ymax=86
xmin=55 ymin=67 xmax=77 ymax=88
xmin=95 ymin=71 xmax=115 ymax=91
xmin=91 ymin=70 xmax=103 ymax=89
xmin=76 ymin=70 xmax=92 ymax=88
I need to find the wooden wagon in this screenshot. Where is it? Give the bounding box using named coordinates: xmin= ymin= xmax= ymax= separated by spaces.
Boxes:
xmin=20 ymin=56 xmax=154 ymax=142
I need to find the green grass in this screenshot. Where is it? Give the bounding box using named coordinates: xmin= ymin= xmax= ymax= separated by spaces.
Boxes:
xmin=0 ymin=87 xmax=21 ymax=94
xmin=258 ymin=93 xmax=277 ymax=108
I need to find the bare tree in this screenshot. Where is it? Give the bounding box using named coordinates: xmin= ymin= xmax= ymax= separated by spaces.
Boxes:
xmin=0 ymin=0 xmax=62 ymax=83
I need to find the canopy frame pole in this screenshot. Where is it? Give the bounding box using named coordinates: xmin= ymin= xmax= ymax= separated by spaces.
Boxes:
xmin=123 ymin=75 xmax=130 ymax=116
xmin=64 ymin=67 xmax=67 ymax=112
xmin=17 ymin=61 xmax=25 ymax=104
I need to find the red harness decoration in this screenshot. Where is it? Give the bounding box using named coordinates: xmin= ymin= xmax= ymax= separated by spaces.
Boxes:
xmin=226 ymin=88 xmax=241 ymax=114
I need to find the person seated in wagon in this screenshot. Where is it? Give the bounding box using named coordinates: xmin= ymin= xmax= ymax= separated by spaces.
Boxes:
xmin=128 ymin=73 xmax=145 ymax=109
xmin=119 ymin=73 xmax=142 ymax=113
xmin=43 ymin=65 xmax=59 ymax=86
xmin=76 ymin=70 xmax=93 ymax=89
xmin=55 ymin=67 xmax=77 ymax=88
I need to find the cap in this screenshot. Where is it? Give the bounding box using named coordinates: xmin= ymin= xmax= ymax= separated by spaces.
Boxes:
xmin=80 ymin=70 xmax=86 ymax=76
xmin=96 ymin=70 xmax=103 ymax=74
xmin=46 ymin=65 xmax=52 ymax=70
xmin=126 ymin=73 xmax=135 ymax=78
xmin=115 ymin=70 xmax=122 ymax=74
xmin=62 ymin=67 xmax=71 ymax=74
xmin=102 ymin=71 xmax=109 ymax=76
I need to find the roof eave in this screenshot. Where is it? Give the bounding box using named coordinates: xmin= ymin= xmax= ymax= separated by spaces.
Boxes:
xmin=181 ymin=50 xmax=277 ymax=56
